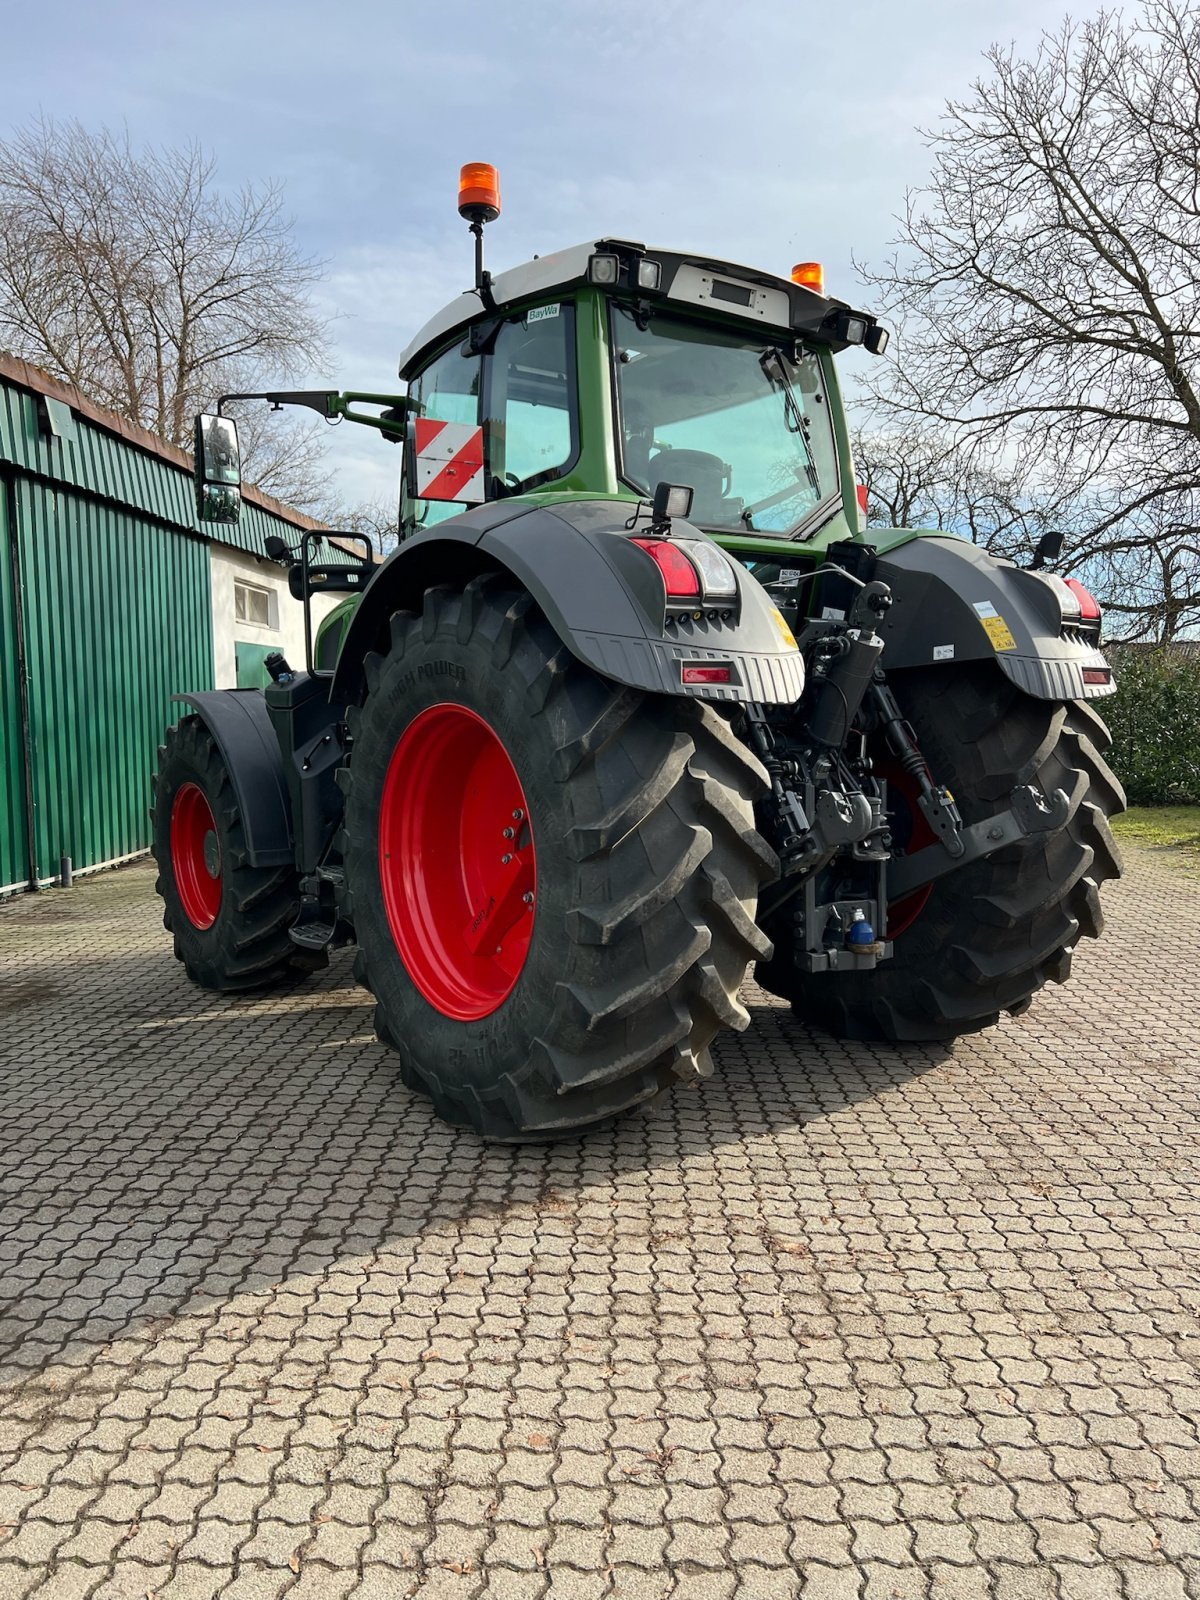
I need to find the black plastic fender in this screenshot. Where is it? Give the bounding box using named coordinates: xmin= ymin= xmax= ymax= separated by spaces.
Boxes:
xmin=330 ymin=498 xmax=806 ymax=707
xmin=171 ymin=690 xmax=294 ymax=868
xmin=873 ymin=536 xmax=1114 ymax=701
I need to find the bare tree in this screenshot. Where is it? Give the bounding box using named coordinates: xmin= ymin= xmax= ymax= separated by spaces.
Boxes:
xmin=0 ymin=118 xmax=330 ymax=506
xmin=854 ymin=425 xmax=1069 ymax=561
xmin=315 ymin=491 xmax=401 ymax=556
xmin=859 ymin=1 xmax=1200 ymax=640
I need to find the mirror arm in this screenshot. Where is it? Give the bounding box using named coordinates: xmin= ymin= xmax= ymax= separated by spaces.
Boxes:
xmin=215 ymin=389 xmax=410 ymax=442
xmin=216 ymin=389 xmax=342 ymax=418
xmin=334 ymin=392 xmax=410 ymax=440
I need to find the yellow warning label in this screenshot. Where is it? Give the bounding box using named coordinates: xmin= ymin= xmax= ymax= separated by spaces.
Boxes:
xmin=981 ymin=615 xmax=1017 ymax=652
xmin=769 ymin=606 xmax=798 ymax=649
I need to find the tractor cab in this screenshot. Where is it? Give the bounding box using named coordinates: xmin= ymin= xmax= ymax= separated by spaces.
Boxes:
xmin=396 ymin=210 xmax=889 ymax=549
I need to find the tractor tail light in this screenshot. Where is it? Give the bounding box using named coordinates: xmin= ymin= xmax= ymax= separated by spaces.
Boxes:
xmin=681 ymin=664 xmax=733 ymax=685
xmin=1064 ymin=578 xmax=1102 ymax=620
xmin=856 ymin=483 xmax=869 ymax=531
xmin=630 ymin=538 xmax=701 ymax=598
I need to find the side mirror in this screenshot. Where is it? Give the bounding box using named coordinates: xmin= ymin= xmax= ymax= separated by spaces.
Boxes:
xmin=194 ymin=413 xmax=242 ymax=525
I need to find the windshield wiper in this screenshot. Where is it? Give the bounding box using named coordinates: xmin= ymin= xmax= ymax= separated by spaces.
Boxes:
xmin=760 ymin=348 xmax=820 ymax=498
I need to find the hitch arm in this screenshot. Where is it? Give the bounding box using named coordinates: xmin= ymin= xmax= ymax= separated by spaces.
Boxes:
xmin=888 ymin=784 xmax=1071 ymax=899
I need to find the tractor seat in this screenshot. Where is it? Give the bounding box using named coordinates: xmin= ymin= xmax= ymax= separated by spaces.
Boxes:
xmin=648 ymin=448 xmax=743 ymax=526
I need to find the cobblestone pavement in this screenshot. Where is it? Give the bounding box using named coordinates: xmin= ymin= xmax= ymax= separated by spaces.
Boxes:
xmin=1 ymin=849 xmax=1198 ymax=1600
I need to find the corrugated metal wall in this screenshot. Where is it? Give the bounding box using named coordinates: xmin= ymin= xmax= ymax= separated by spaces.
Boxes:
xmin=0 ymin=361 xmax=320 ymax=893
xmin=12 ymin=480 xmax=214 ymax=885
xmin=0 ymin=476 xmax=29 ymax=892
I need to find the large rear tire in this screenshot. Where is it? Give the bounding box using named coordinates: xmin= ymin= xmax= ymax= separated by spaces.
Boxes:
xmin=755 ymin=665 xmax=1124 ymax=1042
xmin=151 ymin=716 xmax=326 ymax=992
xmin=338 ymin=574 xmax=777 ymax=1141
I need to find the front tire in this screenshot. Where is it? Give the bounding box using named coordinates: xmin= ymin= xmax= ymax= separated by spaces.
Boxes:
xmin=756 ymin=665 xmax=1124 ymax=1042
xmin=152 ymin=716 xmax=325 ymax=991
xmin=339 ymin=575 xmax=777 ymax=1141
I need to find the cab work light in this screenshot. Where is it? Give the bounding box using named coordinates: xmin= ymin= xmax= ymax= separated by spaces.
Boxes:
xmin=589 ymin=253 xmax=620 ymax=285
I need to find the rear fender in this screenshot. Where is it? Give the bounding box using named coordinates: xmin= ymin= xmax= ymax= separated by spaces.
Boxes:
xmin=330 ymin=498 xmax=805 ymax=707
xmin=171 ymin=690 xmax=294 ymax=868
xmin=874 ymin=536 xmax=1114 ymax=701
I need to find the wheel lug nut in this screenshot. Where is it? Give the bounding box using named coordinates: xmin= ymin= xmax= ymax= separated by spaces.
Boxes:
xmin=512 ymin=808 xmax=524 ymax=821
xmin=502 ymin=827 xmax=515 ymax=839
xmin=502 ymin=853 xmax=513 ymax=865
xmin=523 ymin=891 xmax=534 ymax=905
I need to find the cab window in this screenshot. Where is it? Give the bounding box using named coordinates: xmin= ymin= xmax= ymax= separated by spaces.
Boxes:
xmin=485 ymin=305 xmax=577 ymax=491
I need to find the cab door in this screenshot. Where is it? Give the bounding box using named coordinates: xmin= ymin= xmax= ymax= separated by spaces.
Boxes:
xmin=401 ymin=303 xmax=579 ymax=538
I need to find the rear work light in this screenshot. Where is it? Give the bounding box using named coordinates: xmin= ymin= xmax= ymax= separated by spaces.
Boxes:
xmin=677 ymin=539 xmax=738 ymax=600
xmin=1063 ymin=578 xmax=1102 ymax=621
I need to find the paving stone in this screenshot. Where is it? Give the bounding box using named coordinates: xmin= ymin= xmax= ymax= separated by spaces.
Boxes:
xmin=0 ymin=852 xmax=1197 ymax=1598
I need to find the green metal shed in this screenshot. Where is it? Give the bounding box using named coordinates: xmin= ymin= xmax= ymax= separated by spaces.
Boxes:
xmin=0 ymin=353 xmax=327 ymax=895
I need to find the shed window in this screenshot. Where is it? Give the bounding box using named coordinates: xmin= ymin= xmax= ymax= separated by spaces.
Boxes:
xmin=234 ymin=579 xmax=274 ymax=629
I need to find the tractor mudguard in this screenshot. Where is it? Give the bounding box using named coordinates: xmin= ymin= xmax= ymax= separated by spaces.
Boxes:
xmin=330 ymin=498 xmax=805 ymax=707
xmin=171 ymin=690 xmax=294 ymax=868
xmin=872 ymin=536 xmax=1114 ymax=701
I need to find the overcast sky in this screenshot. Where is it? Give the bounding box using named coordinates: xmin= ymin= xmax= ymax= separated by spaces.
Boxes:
xmin=6 ymin=0 xmax=1088 ymax=507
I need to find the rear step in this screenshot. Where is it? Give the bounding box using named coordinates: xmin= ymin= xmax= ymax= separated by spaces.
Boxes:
xmin=287 ymin=866 xmax=346 ymax=950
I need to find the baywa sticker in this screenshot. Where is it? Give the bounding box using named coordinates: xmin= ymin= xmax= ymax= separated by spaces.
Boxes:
xmin=981 ymin=615 xmax=1018 ymax=651
xmin=525 ymin=303 xmax=561 ymax=324
xmin=972 ymin=600 xmax=999 ymax=618
xmin=933 ymin=644 xmax=955 ymax=661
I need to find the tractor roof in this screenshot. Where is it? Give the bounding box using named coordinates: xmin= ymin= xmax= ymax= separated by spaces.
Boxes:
xmin=397 ymin=239 xmax=878 ymax=379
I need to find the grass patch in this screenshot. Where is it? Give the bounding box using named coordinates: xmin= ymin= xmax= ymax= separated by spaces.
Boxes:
xmin=1112 ymin=806 xmax=1200 ymax=874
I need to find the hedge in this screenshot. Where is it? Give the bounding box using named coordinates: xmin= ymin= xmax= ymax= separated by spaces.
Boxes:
xmin=1102 ymin=645 xmax=1200 ymax=806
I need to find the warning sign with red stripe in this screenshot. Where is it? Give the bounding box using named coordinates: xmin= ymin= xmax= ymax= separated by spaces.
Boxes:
xmin=413 ymin=418 xmax=486 ymax=504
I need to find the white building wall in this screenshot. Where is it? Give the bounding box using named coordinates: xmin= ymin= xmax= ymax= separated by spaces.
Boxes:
xmin=209 ymin=544 xmax=343 ymax=688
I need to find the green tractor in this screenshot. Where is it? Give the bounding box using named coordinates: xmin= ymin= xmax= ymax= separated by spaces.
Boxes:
xmin=153 ymin=164 xmax=1123 ymax=1140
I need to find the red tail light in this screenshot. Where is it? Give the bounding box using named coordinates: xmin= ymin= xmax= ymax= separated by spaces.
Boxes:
xmin=856 ymin=484 xmax=869 ymax=515
xmin=630 ymin=538 xmax=701 ymax=598
xmin=681 ymin=664 xmax=732 ymax=685
xmin=1064 ymin=578 xmax=1101 ymax=620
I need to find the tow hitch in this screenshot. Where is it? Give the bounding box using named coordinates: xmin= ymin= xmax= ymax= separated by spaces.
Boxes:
xmin=888 ymin=782 xmax=1071 ymax=898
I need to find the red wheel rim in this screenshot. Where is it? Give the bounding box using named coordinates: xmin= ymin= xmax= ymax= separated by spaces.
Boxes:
xmin=877 ymin=757 xmax=935 ymax=938
xmin=171 ymin=782 xmax=222 ymax=930
xmin=379 ymin=704 xmax=537 ymax=1021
